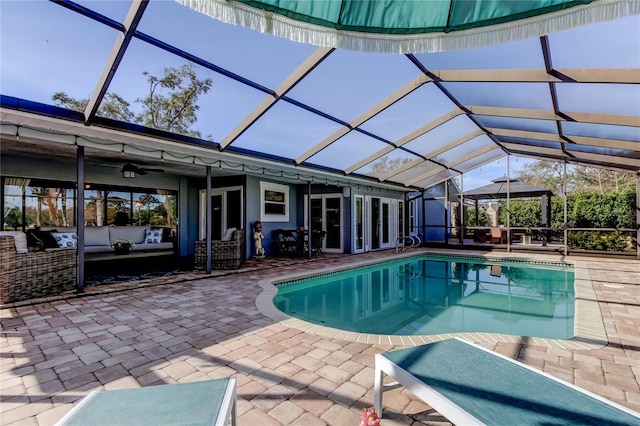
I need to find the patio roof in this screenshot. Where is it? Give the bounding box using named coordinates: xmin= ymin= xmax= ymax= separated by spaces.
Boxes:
xmin=463 ymin=177 xmax=554 ymax=200
xmin=0 ymin=0 xmax=639 ymax=191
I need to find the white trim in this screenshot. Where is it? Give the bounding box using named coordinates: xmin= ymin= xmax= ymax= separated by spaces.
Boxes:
xmin=260 ymin=181 xmax=289 ymax=222
xmin=199 ymin=186 xmax=244 ymax=239
xmin=353 ymin=195 xmax=365 ymax=254
xmin=303 ymin=193 xmax=343 ymax=253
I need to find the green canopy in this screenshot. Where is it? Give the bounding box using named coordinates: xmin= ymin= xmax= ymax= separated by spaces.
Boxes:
xmin=178 ymin=0 xmax=636 ymax=52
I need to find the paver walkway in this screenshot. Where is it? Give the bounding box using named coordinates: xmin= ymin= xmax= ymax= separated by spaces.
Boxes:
xmin=1 ymin=249 xmax=639 ymax=425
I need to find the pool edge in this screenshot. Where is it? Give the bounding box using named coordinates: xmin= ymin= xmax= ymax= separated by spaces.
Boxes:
xmin=255 ymin=249 xmax=609 ymax=350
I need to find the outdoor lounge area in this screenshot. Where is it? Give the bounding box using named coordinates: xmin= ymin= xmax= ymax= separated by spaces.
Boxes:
xmin=1 ymin=248 xmax=640 ymax=425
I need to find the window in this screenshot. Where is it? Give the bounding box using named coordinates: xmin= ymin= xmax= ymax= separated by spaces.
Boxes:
xmin=260 ymin=181 xmax=289 ymax=222
xmin=2 ymin=178 xmax=76 ymax=230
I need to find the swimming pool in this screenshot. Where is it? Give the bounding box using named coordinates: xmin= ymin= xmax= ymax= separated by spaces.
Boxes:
xmin=274 ymin=255 xmax=575 ymax=339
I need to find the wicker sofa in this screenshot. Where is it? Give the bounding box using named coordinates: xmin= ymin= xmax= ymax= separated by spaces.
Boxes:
xmin=194 ymin=229 xmax=245 ymax=270
xmin=0 ymin=236 xmax=77 ymax=304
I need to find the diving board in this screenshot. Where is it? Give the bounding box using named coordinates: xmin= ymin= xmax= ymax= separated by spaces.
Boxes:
xmin=55 ymin=378 xmax=236 ymax=426
xmin=374 ymin=338 xmax=640 ymax=425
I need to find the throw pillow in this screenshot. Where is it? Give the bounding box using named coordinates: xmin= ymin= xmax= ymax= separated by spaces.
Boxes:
xmin=26 ymin=230 xmax=46 ymax=251
xmin=52 ymin=232 xmax=78 ymax=249
xmin=34 ymin=229 xmax=60 ymax=249
xmin=221 ymin=227 xmax=236 ymax=241
xmin=145 ymin=228 xmax=163 ymax=244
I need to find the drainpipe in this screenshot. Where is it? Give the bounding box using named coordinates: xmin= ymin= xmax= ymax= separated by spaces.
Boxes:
xmin=460 ymin=174 xmax=464 ymax=245
xmin=506 ymin=155 xmax=511 ymax=253
xmin=564 ymin=161 xmax=568 ymax=256
xmin=636 ymin=173 xmax=640 ymax=259
xmin=76 ymin=145 xmax=85 ymax=293
xmin=421 ymin=189 xmax=426 ymax=242
xmin=307 ymin=181 xmax=312 ymax=259
xmin=206 ymin=165 xmax=212 ymax=274
xmin=444 ymin=180 xmax=449 ymax=245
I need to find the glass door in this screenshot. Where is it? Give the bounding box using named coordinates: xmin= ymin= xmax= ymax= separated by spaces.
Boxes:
xmin=353 ymin=195 xmax=364 ymax=253
xmin=365 ymin=196 xmax=399 ymax=251
xmin=304 ymin=194 xmax=342 ymax=253
xmin=199 ymin=186 xmax=243 ymax=239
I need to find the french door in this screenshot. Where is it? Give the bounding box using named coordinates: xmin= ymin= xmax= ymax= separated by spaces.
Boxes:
xmin=304 ymin=194 xmax=342 ymax=253
xmin=363 ymin=196 xmax=401 ymax=252
xmin=199 ymin=186 xmax=243 ymax=240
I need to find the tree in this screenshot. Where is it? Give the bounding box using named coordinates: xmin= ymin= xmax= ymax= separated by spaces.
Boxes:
xmin=51 ymin=92 xmax=134 ymax=122
xmin=52 ymin=64 xmax=212 ymax=137
xmin=515 ymin=160 xmax=567 ymax=195
xmin=516 ymin=160 xmax=635 ymax=195
xmin=572 ymin=166 xmax=635 ymax=194
xmin=136 ymin=65 xmax=212 ymax=137
xmin=368 ymin=155 xmax=413 ymax=175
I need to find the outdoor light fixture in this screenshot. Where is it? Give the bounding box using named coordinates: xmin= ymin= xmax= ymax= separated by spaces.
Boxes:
xmin=122 ymin=170 xmax=135 ymax=179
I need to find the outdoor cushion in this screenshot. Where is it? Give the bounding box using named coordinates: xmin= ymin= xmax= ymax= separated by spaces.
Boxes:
xmin=109 ymin=226 xmax=148 ymax=244
xmin=52 ymin=232 xmax=78 ymax=249
xmin=375 ymin=338 xmax=640 ymax=424
xmin=221 ymin=227 xmax=236 ymax=241
xmin=0 ymin=231 xmax=29 ymax=253
xmin=133 ymin=242 xmax=174 ymax=251
xmin=55 ymin=378 xmax=237 ymax=426
xmin=84 ymin=226 xmax=110 ymax=247
xmin=145 ymin=228 xmax=163 ymax=244
xmin=41 ymin=226 xmax=77 ymax=233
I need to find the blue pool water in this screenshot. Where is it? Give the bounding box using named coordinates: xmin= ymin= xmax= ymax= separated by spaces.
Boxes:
xmin=274 ymin=256 xmax=575 ymax=339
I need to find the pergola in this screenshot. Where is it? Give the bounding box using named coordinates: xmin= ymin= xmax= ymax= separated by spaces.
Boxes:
xmin=463 ymin=177 xmax=554 ymax=244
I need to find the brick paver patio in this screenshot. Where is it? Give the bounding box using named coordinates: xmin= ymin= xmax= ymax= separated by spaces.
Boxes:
xmin=1 ymin=249 xmax=639 ymax=425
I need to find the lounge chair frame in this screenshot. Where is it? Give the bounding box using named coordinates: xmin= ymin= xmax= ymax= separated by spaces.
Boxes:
xmin=374 ymin=338 xmax=640 ymax=425
xmin=55 ymin=378 xmax=237 ymax=426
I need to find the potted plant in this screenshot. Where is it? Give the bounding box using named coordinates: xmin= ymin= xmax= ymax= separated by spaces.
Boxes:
xmin=110 ymin=239 xmax=134 ymax=255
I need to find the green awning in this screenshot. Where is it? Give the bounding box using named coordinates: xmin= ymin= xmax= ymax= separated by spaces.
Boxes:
xmin=178 ymin=0 xmax=637 ymax=52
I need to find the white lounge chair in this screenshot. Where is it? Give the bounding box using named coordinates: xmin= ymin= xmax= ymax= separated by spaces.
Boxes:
xmin=55 ymin=378 xmax=237 ymax=426
xmin=375 ymin=338 xmax=640 ymax=425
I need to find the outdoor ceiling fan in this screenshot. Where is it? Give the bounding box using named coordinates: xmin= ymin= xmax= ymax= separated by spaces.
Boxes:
xmin=120 ymin=163 xmax=164 ymax=178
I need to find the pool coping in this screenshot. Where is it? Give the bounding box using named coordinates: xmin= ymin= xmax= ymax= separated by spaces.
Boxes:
xmin=255 ymin=249 xmax=608 ymax=350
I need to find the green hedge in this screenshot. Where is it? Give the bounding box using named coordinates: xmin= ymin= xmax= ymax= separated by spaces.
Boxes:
xmin=496 ymin=188 xmax=636 ymax=252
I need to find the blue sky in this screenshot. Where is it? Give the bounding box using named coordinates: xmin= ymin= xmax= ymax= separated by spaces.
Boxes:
xmin=1 ymin=1 xmax=638 ymax=190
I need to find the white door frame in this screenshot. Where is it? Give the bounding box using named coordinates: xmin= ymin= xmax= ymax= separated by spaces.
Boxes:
xmin=198 ymin=186 xmax=243 ymax=239
xmin=304 ymin=193 xmax=343 ymax=253
xmin=364 ymin=195 xmax=400 ymax=252
xmin=353 ymin=195 xmax=365 ymax=254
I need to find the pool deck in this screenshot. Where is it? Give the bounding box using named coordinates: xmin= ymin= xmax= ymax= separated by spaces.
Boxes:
xmin=1 ymin=248 xmax=639 ymax=425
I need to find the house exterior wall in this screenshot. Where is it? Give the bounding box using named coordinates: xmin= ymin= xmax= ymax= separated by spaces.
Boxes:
xmin=245 ymin=175 xmax=298 ymax=258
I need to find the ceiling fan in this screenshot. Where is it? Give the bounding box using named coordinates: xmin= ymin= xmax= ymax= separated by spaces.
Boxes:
xmin=120 ymin=163 xmax=164 ymax=178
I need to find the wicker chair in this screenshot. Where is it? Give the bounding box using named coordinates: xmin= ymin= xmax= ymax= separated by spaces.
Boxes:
xmin=0 ymin=236 xmax=77 ymax=304
xmin=194 ymin=229 xmax=245 ymax=270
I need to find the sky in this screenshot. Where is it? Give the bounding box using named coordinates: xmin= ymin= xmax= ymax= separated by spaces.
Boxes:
xmin=1 ymin=0 xmax=638 ymax=191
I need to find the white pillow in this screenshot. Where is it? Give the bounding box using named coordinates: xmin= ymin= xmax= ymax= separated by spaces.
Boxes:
xmin=0 ymin=231 xmax=29 ymax=253
xmin=145 ymin=228 xmax=163 ymax=244
xmin=221 ymin=227 xmax=236 ymax=241
xmin=52 ymin=232 xmax=78 ymax=249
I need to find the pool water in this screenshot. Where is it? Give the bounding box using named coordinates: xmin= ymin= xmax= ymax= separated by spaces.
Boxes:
xmin=274 ymin=256 xmax=575 ymax=339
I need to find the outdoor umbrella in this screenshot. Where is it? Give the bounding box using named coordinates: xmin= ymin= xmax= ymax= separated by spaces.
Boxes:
xmin=177 ymin=0 xmax=637 ymax=53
